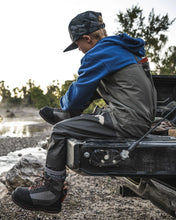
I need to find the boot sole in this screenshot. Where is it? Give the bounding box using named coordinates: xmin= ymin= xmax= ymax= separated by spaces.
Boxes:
xmin=39 ymin=109 xmax=55 ymax=125
xmin=12 ymin=194 xmax=62 ymax=213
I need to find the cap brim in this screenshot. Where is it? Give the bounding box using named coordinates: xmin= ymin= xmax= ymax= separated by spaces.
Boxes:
xmin=63 ymin=42 xmax=78 ymax=52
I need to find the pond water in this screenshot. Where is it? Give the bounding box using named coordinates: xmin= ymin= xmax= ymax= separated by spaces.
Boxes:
xmin=0 ymin=121 xmax=39 ymax=137
xmin=0 ymin=119 xmax=50 ymax=137
xmin=0 ymin=108 xmax=51 ymax=137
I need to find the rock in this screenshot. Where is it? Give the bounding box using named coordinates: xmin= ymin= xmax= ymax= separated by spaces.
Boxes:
xmin=0 ymin=182 xmax=8 ymax=199
xmin=6 ymin=154 xmax=45 ymax=190
xmin=5 ymin=110 xmax=15 ymax=118
xmin=0 ymin=114 xmax=3 ymax=122
xmin=36 ymin=139 xmax=49 ymax=150
xmin=0 ymin=173 xmax=7 ymax=184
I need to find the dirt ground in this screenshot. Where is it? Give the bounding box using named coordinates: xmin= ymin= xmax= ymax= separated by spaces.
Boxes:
xmin=0 ymin=107 xmax=175 ymax=219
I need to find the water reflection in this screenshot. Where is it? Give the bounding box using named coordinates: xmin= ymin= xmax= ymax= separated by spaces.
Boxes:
xmin=0 ymin=121 xmax=46 ymax=137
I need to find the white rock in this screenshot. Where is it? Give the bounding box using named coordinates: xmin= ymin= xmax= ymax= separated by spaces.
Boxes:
xmin=0 ymin=182 xmax=8 ymax=199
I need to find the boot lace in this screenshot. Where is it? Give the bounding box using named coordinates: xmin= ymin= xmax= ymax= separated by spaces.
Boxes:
xmin=28 ymin=173 xmax=51 ymax=190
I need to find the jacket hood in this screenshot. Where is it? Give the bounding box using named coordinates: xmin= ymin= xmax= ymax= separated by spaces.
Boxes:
xmin=108 ymin=33 xmax=145 ymax=57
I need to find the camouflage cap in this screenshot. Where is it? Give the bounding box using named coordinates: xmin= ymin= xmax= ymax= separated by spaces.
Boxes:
xmin=63 ymin=11 xmax=105 ymax=52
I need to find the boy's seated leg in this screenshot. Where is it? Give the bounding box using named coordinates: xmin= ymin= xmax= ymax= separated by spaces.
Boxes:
xmin=12 ymin=111 xmax=116 ymax=213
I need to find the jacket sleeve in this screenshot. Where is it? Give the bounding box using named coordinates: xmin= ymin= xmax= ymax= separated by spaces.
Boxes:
xmin=60 ymin=54 xmax=108 ymax=111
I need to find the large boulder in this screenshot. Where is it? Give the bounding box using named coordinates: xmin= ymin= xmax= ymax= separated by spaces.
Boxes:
xmin=6 ymin=154 xmax=45 ymax=190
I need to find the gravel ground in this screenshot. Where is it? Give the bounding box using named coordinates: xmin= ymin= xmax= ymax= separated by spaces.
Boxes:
xmin=0 ymin=133 xmax=49 ymax=156
xmin=0 ymin=108 xmax=175 ymax=219
xmin=0 ymin=169 xmax=175 ymax=220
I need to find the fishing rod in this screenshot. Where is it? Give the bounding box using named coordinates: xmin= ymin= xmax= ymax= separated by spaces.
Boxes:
xmin=120 ymin=105 xmax=176 ymax=160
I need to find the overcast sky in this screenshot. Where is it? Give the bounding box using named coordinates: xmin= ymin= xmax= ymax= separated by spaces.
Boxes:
xmin=0 ymin=0 xmax=176 ymax=90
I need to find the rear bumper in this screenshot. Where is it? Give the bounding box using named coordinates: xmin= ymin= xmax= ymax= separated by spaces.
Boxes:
xmin=66 ymin=136 xmax=176 ymax=177
xmin=66 ymin=135 xmax=176 ymax=217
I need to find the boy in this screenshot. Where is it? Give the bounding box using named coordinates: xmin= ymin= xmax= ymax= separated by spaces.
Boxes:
xmin=12 ymin=11 xmax=156 ymax=213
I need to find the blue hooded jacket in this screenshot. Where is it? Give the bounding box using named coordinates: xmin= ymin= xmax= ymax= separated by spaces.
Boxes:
xmin=60 ymin=33 xmax=145 ymax=111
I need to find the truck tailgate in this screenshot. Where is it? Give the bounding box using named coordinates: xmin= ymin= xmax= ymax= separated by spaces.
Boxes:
xmin=66 ymin=135 xmax=176 ymax=177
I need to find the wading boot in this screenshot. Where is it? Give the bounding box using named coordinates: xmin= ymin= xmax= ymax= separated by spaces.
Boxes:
xmin=12 ymin=173 xmax=67 ymax=213
xmin=39 ymin=107 xmax=71 ymax=125
xmin=39 ymin=106 xmax=83 ymax=125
